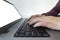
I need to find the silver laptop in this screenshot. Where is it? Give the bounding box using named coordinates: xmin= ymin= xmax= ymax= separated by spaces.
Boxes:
xmin=0 ymin=0 xmax=60 ymax=40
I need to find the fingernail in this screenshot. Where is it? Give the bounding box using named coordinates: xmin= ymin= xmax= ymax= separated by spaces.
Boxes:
xmin=33 ymin=25 xmax=37 ymax=27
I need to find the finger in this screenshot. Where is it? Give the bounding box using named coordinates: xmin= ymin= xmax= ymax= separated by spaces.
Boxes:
xmin=33 ymin=22 xmax=46 ymax=27
xmin=28 ymin=16 xmax=47 ymax=25
xmin=28 ymin=14 xmax=41 ymax=21
xmin=28 ymin=16 xmax=38 ymax=24
xmin=33 ymin=21 xmax=53 ymax=27
xmin=28 ymin=15 xmax=35 ymax=21
xmin=28 ymin=18 xmax=44 ymax=25
xmin=33 ymin=21 xmax=56 ymax=29
xmin=28 ymin=15 xmax=45 ymax=23
xmin=28 ymin=15 xmax=38 ymax=21
xmin=28 ymin=17 xmax=36 ymax=24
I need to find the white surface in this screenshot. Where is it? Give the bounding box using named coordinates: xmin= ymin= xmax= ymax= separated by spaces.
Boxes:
xmin=7 ymin=0 xmax=58 ymax=18
xmin=0 ymin=0 xmax=58 ymax=28
xmin=0 ymin=0 xmax=21 ymax=28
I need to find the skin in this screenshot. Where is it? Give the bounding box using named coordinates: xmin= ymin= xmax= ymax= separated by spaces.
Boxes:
xmin=28 ymin=15 xmax=60 ymax=30
xmin=28 ymin=0 xmax=60 ymax=30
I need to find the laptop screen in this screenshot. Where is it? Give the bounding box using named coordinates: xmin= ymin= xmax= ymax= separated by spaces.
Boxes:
xmin=0 ymin=0 xmax=21 ymax=28
xmin=5 ymin=0 xmax=58 ymax=18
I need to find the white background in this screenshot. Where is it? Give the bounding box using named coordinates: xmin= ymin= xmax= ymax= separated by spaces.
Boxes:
xmin=0 ymin=0 xmax=21 ymax=28
xmin=9 ymin=0 xmax=58 ymax=18
xmin=0 ymin=0 xmax=58 ymax=28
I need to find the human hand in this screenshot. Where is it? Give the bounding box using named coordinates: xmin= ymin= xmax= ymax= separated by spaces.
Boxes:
xmin=28 ymin=14 xmax=45 ymax=21
xmin=28 ymin=15 xmax=60 ymax=30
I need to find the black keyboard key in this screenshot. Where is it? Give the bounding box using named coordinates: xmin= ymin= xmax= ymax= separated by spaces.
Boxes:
xmin=14 ymin=19 xmax=50 ymax=37
xmin=25 ymin=32 xmax=31 ymax=37
xmin=35 ymin=30 xmax=42 ymax=37
xmin=31 ymin=31 xmax=38 ymax=37
xmin=18 ymin=33 xmax=25 ymax=37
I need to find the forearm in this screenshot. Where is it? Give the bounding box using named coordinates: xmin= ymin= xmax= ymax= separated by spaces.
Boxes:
xmin=42 ymin=0 xmax=60 ymax=16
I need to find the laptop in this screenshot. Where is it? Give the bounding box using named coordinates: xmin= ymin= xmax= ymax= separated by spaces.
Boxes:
xmin=0 ymin=0 xmax=60 ymax=40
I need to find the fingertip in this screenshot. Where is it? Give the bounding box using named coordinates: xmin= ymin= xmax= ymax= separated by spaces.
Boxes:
xmin=33 ymin=22 xmax=44 ymax=27
xmin=33 ymin=23 xmax=40 ymax=27
xmin=27 ymin=22 xmax=33 ymax=25
xmin=33 ymin=25 xmax=38 ymax=27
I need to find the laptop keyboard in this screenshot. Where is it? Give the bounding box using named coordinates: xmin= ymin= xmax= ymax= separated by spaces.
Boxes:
xmin=14 ymin=19 xmax=50 ymax=37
